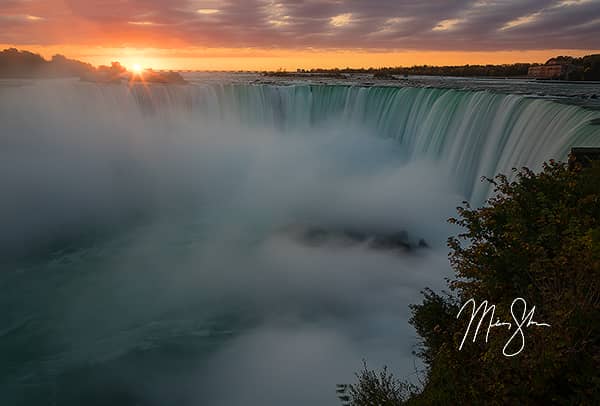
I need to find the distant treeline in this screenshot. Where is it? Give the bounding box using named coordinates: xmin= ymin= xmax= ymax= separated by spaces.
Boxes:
xmin=3 ymin=48 xmax=599 ymax=81
xmin=267 ymin=53 xmax=600 ymax=80
xmin=0 ymin=48 xmax=95 ymax=78
xmin=0 ymin=48 xmax=186 ymax=84
xmin=294 ymin=63 xmax=534 ymax=77
xmin=544 ymin=54 xmax=600 ymax=80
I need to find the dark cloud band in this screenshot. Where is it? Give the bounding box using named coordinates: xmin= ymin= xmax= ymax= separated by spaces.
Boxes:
xmin=1 ymin=0 xmax=599 ymax=50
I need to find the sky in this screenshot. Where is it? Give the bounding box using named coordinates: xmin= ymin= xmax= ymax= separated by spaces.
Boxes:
xmin=1 ymin=0 xmax=599 ymax=70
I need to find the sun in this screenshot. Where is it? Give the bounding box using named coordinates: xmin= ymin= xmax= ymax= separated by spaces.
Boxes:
xmin=132 ymin=64 xmax=143 ymax=74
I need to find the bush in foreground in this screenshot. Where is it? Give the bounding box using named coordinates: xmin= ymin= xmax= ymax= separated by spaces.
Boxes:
xmin=346 ymin=160 xmax=600 ymax=405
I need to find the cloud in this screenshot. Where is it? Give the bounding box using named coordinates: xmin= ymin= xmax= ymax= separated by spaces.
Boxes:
xmin=432 ymin=18 xmax=463 ymax=31
xmin=0 ymin=14 xmax=44 ymax=22
xmin=196 ymin=8 xmax=220 ymax=15
xmin=330 ymin=13 xmax=353 ymax=27
xmin=500 ymin=12 xmax=542 ymax=30
xmin=0 ymin=0 xmax=599 ymax=51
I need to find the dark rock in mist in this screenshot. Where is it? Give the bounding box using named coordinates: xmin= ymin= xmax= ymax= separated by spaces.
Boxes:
xmin=284 ymin=225 xmax=429 ymax=253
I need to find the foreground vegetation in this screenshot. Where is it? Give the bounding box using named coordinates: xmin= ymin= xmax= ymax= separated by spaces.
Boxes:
xmin=345 ymin=159 xmax=600 ymax=405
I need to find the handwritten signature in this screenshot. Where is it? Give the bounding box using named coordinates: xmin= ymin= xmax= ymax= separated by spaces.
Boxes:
xmin=457 ymin=297 xmax=551 ymax=357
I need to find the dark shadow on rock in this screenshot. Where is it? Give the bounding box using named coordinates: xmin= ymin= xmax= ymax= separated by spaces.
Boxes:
xmin=283 ymin=225 xmax=429 ymax=253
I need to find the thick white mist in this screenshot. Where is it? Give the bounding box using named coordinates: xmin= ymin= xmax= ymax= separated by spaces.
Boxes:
xmin=1 ymin=79 xmax=599 ymax=405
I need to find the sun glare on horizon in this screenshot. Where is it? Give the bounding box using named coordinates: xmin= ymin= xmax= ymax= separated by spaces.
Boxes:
xmin=132 ymin=63 xmax=143 ymax=73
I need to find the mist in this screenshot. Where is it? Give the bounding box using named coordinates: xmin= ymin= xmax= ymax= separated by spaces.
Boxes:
xmin=2 ymin=79 xmax=554 ymax=405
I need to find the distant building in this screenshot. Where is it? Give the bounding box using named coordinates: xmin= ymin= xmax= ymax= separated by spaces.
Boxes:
xmin=528 ymin=64 xmax=568 ymax=79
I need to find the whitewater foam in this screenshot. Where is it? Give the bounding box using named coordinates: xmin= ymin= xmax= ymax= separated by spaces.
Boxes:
xmin=1 ymin=79 xmax=599 ymax=405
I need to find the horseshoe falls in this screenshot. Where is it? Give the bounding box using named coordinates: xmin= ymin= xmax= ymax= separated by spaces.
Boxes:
xmin=2 ymin=79 xmax=600 ymax=406
xmin=148 ymin=83 xmax=599 ymax=200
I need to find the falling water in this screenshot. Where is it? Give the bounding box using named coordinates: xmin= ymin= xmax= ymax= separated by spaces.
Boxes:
xmin=1 ymin=79 xmax=599 ymax=405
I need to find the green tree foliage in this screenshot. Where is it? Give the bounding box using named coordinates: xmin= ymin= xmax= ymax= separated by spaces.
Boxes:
xmin=348 ymin=160 xmax=600 ymax=405
xmin=581 ymin=54 xmax=600 ymax=81
xmin=347 ymin=362 xmax=419 ymax=406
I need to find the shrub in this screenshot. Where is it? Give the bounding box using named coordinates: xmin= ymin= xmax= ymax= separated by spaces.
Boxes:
xmin=347 ymin=160 xmax=600 ymax=405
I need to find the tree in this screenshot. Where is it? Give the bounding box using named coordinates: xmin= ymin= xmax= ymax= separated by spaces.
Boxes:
xmin=345 ymin=362 xmax=418 ymax=406
xmin=347 ymin=160 xmax=600 ymax=404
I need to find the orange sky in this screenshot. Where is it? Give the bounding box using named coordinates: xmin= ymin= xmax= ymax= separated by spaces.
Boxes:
xmin=1 ymin=0 xmax=599 ymax=71
xmin=2 ymin=44 xmax=599 ymax=71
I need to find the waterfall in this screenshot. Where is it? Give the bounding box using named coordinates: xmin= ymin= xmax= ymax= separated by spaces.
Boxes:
xmin=2 ymin=79 xmax=600 ymax=250
xmin=2 ymin=78 xmax=600 ymax=406
xmin=193 ymin=84 xmax=600 ymax=200
xmin=8 ymin=80 xmax=595 ymax=200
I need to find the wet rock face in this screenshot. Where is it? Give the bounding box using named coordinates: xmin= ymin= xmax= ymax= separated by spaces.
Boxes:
xmin=284 ymin=225 xmax=429 ymax=253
